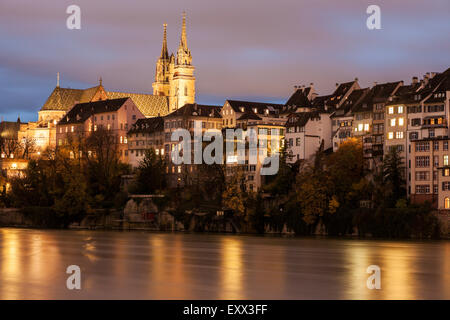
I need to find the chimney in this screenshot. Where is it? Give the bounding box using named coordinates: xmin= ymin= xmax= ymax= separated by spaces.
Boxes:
xmin=412 ymin=77 xmax=418 ymax=84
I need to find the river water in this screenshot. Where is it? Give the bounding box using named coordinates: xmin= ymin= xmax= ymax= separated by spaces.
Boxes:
xmin=0 ymin=228 xmax=448 ymax=299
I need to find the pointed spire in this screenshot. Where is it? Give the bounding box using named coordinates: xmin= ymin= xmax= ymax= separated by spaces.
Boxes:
xmin=56 ymin=72 xmax=60 ymax=87
xmin=160 ymin=23 xmax=169 ymax=59
xmin=99 ymin=77 xmax=103 ymax=86
xmin=180 ymin=11 xmax=187 ymax=49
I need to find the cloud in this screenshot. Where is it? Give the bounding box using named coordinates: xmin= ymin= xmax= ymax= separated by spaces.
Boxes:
xmin=0 ymin=0 xmax=448 ymax=121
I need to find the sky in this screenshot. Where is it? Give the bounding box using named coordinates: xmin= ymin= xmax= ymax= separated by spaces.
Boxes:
xmin=0 ymin=0 xmax=449 ymax=122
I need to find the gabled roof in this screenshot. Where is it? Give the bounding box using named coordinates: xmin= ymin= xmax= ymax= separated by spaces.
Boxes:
xmin=226 ymin=100 xmax=285 ymax=114
xmin=285 ymin=88 xmax=312 ymax=107
xmin=237 ymin=110 xmax=262 ymax=121
xmin=58 ymin=98 xmax=129 ymax=125
xmin=128 ymin=117 xmax=164 ymax=135
xmin=165 ymin=103 xmax=222 ymax=118
xmin=285 ymin=111 xmax=321 ymax=128
xmin=326 ymin=80 xmax=358 ymax=107
xmin=333 ymin=88 xmax=369 ymax=117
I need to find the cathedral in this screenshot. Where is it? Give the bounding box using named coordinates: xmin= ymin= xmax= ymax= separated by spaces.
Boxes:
xmin=16 ymin=13 xmax=196 ymax=155
xmin=152 ymin=12 xmax=196 ymax=111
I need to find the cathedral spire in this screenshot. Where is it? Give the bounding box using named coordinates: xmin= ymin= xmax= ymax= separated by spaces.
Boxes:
xmin=179 ymin=12 xmax=187 ymax=49
xmin=177 ymin=12 xmax=192 ymax=66
xmin=160 ymin=23 xmax=169 ymax=59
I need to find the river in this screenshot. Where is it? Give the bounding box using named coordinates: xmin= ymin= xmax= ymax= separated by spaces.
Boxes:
xmin=0 ymin=228 xmax=448 ymax=299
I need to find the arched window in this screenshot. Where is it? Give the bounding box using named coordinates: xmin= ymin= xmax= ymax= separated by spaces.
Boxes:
xmin=445 ymin=197 xmax=450 ymax=209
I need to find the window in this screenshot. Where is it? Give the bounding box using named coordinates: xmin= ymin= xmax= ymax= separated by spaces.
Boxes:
xmin=415 ymin=156 xmax=430 ymax=167
xmin=358 ymin=124 xmax=363 ymax=131
xmin=415 ymin=142 xmax=430 ymax=152
xmin=434 ymin=156 xmax=439 ymax=167
xmin=445 ymin=198 xmax=450 ymax=209
xmin=443 ymin=183 xmax=450 ymax=191
xmin=415 ymin=171 xmax=430 ymax=181
xmin=429 ymin=129 xmax=435 ymax=138
xmin=388 ymin=132 xmax=394 ymax=139
xmin=396 ymin=131 xmax=403 ymax=139
xmin=390 ymin=119 xmax=396 ymax=127
xmin=364 ymin=123 xmax=369 ymax=131
xmin=398 ymin=118 xmax=404 ymax=126
xmin=443 ymin=168 xmax=450 ymax=177
xmin=388 ymin=107 xmax=394 ymax=114
xmin=434 ymin=141 xmax=439 ymax=151
xmin=132 ymin=115 xmax=136 ymax=120
xmin=296 ymin=138 xmax=301 ymax=146
xmin=410 ymin=132 xmax=418 ymax=140
xmin=415 ymin=185 xmax=430 ymax=194
xmin=445 ymin=141 xmax=449 ymax=151
xmin=444 ymin=155 xmax=449 ymax=166
xmin=398 ymin=106 xmax=403 ymax=113
xmin=411 ymin=118 xmax=421 ymax=126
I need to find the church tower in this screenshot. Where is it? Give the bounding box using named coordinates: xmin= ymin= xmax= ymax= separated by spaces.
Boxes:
xmin=170 ymin=12 xmax=196 ymax=111
xmin=152 ymin=24 xmax=172 ymax=97
xmin=152 ymin=13 xmax=196 ymax=111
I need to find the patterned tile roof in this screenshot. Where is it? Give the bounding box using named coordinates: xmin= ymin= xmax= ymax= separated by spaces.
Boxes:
xmin=40 ymin=86 xmax=97 ymax=111
xmin=106 ymin=91 xmax=169 ymax=117
xmin=40 ymin=85 xmax=170 ymax=118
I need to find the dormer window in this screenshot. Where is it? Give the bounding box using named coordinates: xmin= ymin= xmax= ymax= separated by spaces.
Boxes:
xmin=240 ymin=107 xmax=245 ymax=113
xmin=253 ymin=108 xmax=258 ymax=113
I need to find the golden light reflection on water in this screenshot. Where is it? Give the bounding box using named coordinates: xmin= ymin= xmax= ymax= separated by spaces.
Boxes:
xmin=220 ymin=238 xmax=244 ymax=299
xmin=344 ymin=244 xmax=372 ymax=300
xmin=0 ymin=229 xmax=21 ymax=299
xmin=380 ymin=245 xmax=417 ymax=300
xmin=344 ymin=242 xmax=419 ymax=300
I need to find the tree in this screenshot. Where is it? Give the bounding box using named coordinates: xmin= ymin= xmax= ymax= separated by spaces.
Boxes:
xmin=135 ymin=148 xmax=167 ymax=194
xmin=383 ymin=146 xmax=406 ymax=207
xmin=222 ymin=167 xmax=247 ymax=215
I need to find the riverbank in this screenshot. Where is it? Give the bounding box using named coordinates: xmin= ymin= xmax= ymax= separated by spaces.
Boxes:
xmin=1 ymin=206 xmax=449 ymax=239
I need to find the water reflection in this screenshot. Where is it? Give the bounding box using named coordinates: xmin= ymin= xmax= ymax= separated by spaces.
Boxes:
xmin=220 ymin=238 xmax=244 ymax=299
xmin=0 ymin=228 xmax=448 ymax=299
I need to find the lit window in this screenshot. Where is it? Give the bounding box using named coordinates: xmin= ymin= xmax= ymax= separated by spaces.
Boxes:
xmin=71 ymin=126 xmax=74 ymax=132
xmin=94 ymin=125 xmax=97 ymax=131
xmin=444 ymin=155 xmax=449 ymax=166
xmin=161 ymin=148 xmax=164 ymax=156
xmin=388 ymin=132 xmax=394 ymax=139
xmin=390 ymin=119 xmax=396 ymax=126
xmin=107 ymin=124 xmax=111 ymax=130
xmin=398 ymin=106 xmax=403 ymax=113
xmin=445 ymin=198 xmax=450 ymax=209
xmin=399 ymin=118 xmax=404 ymax=126
xmin=388 ymin=107 xmax=394 ymax=114
xmin=364 ymin=123 xmax=369 ymax=131
xmin=120 ymin=136 xmax=123 ymax=143
xmin=177 ymin=166 xmax=181 ymax=173
xmin=396 ymin=131 xmax=403 ymax=139
xmin=358 ymin=124 xmax=363 ymax=131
